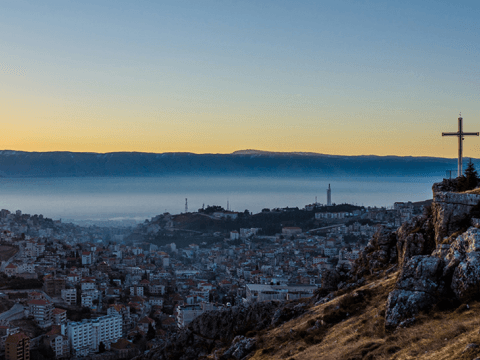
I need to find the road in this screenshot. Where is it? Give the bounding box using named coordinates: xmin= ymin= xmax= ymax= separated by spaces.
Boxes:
xmin=0 ymin=303 xmax=25 ymax=321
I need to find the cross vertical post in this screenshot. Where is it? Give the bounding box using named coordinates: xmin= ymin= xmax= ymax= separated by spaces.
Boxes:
xmin=442 ymin=114 xmax=479 ymax=177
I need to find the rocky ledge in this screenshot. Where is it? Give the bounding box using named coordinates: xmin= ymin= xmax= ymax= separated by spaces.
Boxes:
xmin=355 ymin=178 xmax=480 ymax=329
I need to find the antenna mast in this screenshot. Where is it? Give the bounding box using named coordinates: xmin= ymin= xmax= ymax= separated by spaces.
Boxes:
xmin=185 ymin=198 xmax=188 ymax=213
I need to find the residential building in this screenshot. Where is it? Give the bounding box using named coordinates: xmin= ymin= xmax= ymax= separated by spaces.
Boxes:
xmin=61 ymin=289 xmax=77 ymax=305
xmin=5 ymin=332 xmax=30 ymax=360
xmin=67 ymin=315 xmax=122 ymax=355
xmin=52 ymin=308 xmax=67 ymax=325
xmin=81 ymin=252 xmax=92 ymax=266
xmin=176 ymin=303 xmax=218 ymax=328
xmin=28 ymin=300 xmax=53 ymax=328
xmin=43 ymin=276 xmax=66 ymax=297
xmin=44 ymin=334 xmax=69 ymax=359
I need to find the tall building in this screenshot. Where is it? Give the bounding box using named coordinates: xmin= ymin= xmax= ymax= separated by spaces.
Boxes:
xmin=43 ymin=275 xmax=66 ymax=297
xmin=28 ymin=300 xmax=54 ymax=328
xmin=327 ymin=184 xmax=332 ymax=206
xmin=67 ymin=315 xmax=122 ymax=356
xmin=5 ymin=332 xmax=30 ymax=360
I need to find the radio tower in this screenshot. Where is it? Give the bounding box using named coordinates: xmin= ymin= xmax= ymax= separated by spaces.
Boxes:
xmin=185 ymin=198 xmax=188 ymax=213
xmin=327 ymin=184 xmax=332 ymax=206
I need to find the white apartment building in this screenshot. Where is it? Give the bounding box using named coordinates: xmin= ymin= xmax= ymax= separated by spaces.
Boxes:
xmin=45 ymin=333 xmax=69 ymax=359
xmin=81 ymin=280 xmax=96 ymax=292
xmin=28 ymin=299 xmax=54 ymax=328
xmin=25 ymin=241 xmax=45 ymax=258
xmin=162 ymin=256 xmax=170 ymax=268
xmin=129 ymin=286 xmax=144 ymax=296
xmin=67 ymin=315 xmax=122 ymax=356
xmin=81 ymin=252 xmax=92 ymax=265
xmin=324 ymin=247 xmax=338 ymax=257
xmin=67 ymin=319 xmax=92 ymax=357
xmin=176 ymin=303 xmax=218 ymax=328
xmin=61 ymin=289 xmax=77 ymax=305
xmin=148 ymin=298 xmax=163 ymax=306
xmin=81 ymin=290 xmax=101 ymax=309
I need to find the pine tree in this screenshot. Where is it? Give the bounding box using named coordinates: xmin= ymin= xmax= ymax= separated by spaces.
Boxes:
xmin=457 ymin=159 xmax=479 ymax=191
xmin=465 ymin=159 xmax=479 ymax=190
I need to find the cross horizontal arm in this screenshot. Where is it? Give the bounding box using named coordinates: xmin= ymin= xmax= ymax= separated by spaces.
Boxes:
xmin=442 ymin=132 xmax=480 ymax=136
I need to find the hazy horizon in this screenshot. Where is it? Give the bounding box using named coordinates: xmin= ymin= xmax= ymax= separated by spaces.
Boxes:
xmin=0 ymin=175 xmax=439 ymax=222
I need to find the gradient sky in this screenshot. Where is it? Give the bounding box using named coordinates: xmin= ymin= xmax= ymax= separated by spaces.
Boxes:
xmin=1 ymin=0 xmax=480 ymax=157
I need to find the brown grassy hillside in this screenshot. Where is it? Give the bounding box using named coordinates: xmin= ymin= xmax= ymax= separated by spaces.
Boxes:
xmin=241 ymin=271 xmax=480 ymax=360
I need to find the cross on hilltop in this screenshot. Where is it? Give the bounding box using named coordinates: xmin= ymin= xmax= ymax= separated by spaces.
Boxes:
xmin=442 ymin=114 xmax=479 ymax=177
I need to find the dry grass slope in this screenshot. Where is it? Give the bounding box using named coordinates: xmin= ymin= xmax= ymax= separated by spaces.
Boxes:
xmin=247 ymin=271 xmax=480 ymax=360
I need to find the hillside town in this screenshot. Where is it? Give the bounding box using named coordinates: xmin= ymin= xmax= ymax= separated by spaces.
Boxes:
xmin=0 ymin=196 xmax=429 ymax=360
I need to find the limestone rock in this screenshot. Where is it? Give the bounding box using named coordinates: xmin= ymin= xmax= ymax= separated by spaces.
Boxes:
xmin=451 ymin=252 xmax=480 ymax=302
xmin=385 ymin=255 xmax=445 ymax=329
xmin=189 ymin=302 xmax=279 ymax=342
xmin=385 ymin=289 xmax=435 ymax=330
xmin=396 ymin=214 xmax=434 ymax=267
xmin=431 ymin=191 xmax=480 ymax=245
xmin=220 ymin=336 xmax=256 ymax=360
xmin=353 ymin=226 xmax=397 ymax=276
xmin=396 ymin=256 xmax=445 ymax=294
xmin=271 ymin=301 xmax=308 ymax=327
xmin=441 ymin=227 xmax=480 ymax=278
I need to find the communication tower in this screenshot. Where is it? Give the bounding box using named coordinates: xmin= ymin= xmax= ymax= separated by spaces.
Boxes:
xmin=327 ymin=184 xmax=332 ymax=206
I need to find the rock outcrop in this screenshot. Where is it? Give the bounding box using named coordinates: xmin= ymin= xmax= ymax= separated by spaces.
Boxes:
xmin=396 ymin=214 xmax=435 ymax=268
xmin=219 ymin=336 xmax=256 ymax=360
xmin=384 ymin=180 xmax=480 ymax=329
xmin=138 ymin=302 xmax=302 ymax=360
xmin=431 ymin=191 xmax=480 ymax=245
xmin=353 ymin=226 xmax=397 ymax=276
xmin=189 ymin=302 xmax=279 ymax=343
xmin=385 ymin=255 xmax=445 ymax=329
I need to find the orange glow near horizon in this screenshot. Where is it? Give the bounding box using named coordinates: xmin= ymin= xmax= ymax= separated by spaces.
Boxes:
xmin=2 ymin=92 xmax=478 ymax=158
xmin=2 ymin=2 xmax=480 ymax=159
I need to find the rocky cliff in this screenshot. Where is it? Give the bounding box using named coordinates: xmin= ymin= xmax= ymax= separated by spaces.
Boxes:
xmin=381 ymin=179 xmax=480 ymax=329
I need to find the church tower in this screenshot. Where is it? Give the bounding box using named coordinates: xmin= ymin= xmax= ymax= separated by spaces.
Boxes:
xmin=327 ymin=184 xmax=332 ymax=206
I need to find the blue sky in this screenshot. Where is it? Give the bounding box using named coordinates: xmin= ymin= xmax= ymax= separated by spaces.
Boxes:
xmin=1 ymin=0 xmax=480 ymax=156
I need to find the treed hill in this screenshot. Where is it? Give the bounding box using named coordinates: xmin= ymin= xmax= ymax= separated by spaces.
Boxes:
xmin=0 ymin=150 xmax=466 ymax=177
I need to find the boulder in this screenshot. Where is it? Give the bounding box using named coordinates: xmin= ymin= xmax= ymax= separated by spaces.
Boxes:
xmin=451 ymin=252 xmax=480 ymax=302
xmin=220 ymin=335 xmax=256 ymax=360
xmin=385 ymin=256 xmax=445 ymax=329
xmin=385 ymin=289 xmax=435 ymax=329
xmin=441 ymin=227 xmax=480 ymax=277
xmin=396 ymin=256 xmax=445 ymax=295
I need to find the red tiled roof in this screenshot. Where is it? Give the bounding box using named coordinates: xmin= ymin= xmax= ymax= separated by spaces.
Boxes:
xmin=28 ymin=299 xmax=50 ymax=306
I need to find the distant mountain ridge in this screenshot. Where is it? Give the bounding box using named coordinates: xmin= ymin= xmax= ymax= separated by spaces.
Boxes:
xmin=0 ymin=149 xmax=468 ymax=177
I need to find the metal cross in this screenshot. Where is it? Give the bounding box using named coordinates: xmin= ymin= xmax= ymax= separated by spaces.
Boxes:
xmin=442 ymin=114 xmax=479 ymax=177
